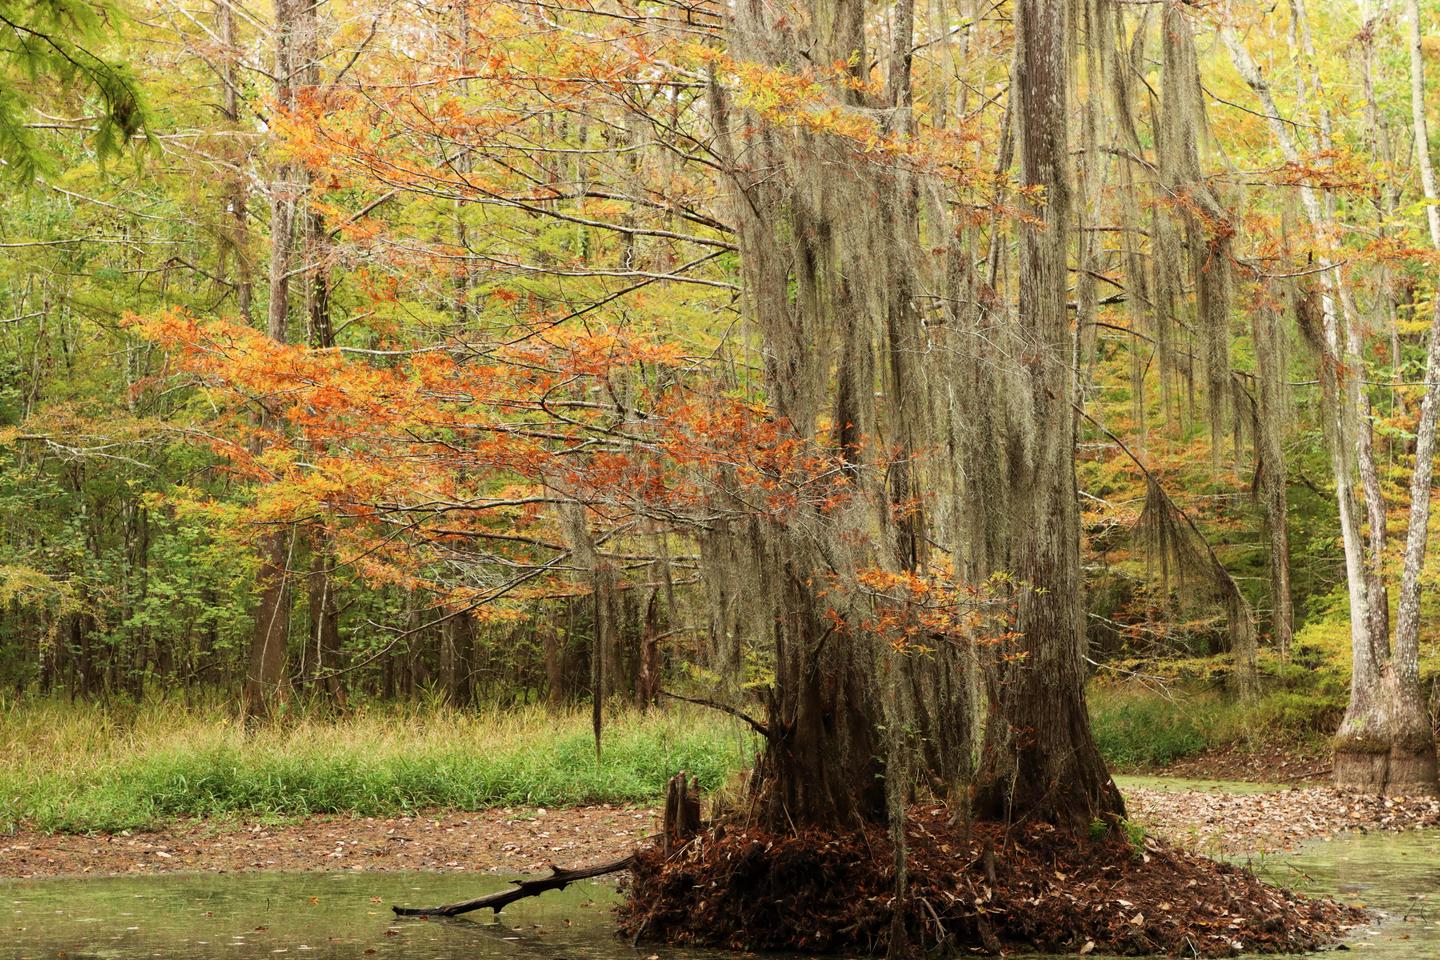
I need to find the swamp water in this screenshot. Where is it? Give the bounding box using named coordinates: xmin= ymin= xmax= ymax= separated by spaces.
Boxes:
xmin=4 ymin=803 xmax=1439 ymax=959
xmin=1 ymin=871 xmax=640 ymax=960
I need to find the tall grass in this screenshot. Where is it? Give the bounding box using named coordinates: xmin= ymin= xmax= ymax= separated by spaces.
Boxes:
xmin=0 ymin=697 xmax=756 ymax=834
xmin=1 ymin=669 xmax=1348 ymax=833
xmin=1088 ymin=686 xmax=1218 ymax=768
xmin=1088 ymin=680 xmax=1343 ymax=769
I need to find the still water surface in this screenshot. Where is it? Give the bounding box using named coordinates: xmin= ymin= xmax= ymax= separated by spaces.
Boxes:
xmin=4 ymin=816 xmax=1439 ymax=959
xmin=2 ymin=871 xmax=638 ymax=960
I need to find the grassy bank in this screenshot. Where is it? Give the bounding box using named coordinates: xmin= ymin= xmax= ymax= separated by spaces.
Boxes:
xmin=1086 ymin=631 xmax=1359 ymax=771
xmin=0 ymin=699 xmax=754 ymax=834
xmin=1 ymin=648 xmax=1354 ymax=835
xmin=1085 ymin=618 xmax=1365 ymax=771
xmin=1087 ymin=681 xmax=1342 ymax=769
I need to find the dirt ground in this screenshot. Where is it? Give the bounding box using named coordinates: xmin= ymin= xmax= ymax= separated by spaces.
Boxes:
xmin=0 ymin=804 xmax=658 ymax=880
xmin=3 ymin=780 xmax=1439 ymax=879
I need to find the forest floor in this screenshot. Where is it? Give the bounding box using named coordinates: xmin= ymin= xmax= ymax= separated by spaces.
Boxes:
xmin=4 ymin=780 xmax=1439 ymax=879
xmin=1146 ymin=741 xmax=1333 ymax=785
xmin=0 ymin=804 xmax=655 ymax=879
xmin=1122 ymin=782 xmax=1440 ymax=854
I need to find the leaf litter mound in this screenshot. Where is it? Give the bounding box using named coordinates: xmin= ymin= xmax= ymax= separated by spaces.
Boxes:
xmin=619 ymin=808 xmax=1364 ymax=956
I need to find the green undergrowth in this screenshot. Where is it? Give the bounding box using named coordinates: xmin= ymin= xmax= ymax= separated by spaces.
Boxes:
xmin=0 ymin=698 xmax=756 ymax=834
xmin=1088 ymin=622 xmax=1355 ymax=769
xmin=1089 ymin=592 xmax=1440 ymax=774
xmin=1088 ymin=682 xmax=1343 ymax=769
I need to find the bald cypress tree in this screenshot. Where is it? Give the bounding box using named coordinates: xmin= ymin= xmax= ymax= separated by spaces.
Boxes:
xmin=968 ymin=0 xmax=1124 ymax=830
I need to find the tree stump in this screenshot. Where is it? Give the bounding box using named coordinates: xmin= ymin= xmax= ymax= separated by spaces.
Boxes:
xmin=661 ymin=771 xmax=701 ymax=855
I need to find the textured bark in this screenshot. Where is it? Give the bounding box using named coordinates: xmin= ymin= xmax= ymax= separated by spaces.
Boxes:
xmin=971 ymin=0 xmax=1123 ymax=831
xmin=704 ymin=0 xmax=928 ymax=830
xmin=1350 ymin=0 xmax=1440 ymax=795
xmin=1290 ymin=0 xmax=1392 ymax=657
xmin=750 ymin=541 xmax=888 ymax=829
xmin=1331 ymin=0 xmax=1440 ymax=794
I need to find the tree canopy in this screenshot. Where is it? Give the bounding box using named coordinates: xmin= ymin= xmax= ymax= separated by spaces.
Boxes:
xmin=0 ymin=0 xmax=147 ymax=180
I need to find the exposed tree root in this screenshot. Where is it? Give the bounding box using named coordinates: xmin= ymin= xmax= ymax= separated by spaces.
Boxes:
xmin=618 ymin=809 xmax=1365 ymax=956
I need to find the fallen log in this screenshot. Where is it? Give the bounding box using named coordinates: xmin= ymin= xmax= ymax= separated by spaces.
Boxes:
xmin=391 ymin=855 xmax=635 ymax=918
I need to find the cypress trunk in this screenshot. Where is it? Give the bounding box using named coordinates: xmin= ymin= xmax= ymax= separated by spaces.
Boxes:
xmin=971 ymin=0 xmax=1123 ymax=830
xmin=749 ymin=534 xmax=889 ymax=830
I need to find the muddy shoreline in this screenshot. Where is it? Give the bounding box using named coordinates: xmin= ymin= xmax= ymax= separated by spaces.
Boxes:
xmin=0 ymin=805 xmax=657 ymax=880
xmin=3 ymin=783 xmax=1439 ymax=880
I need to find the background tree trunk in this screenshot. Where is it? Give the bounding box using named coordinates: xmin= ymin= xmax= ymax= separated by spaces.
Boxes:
xmin=244 ymin=0 xmax=312 ymax=722
xmin=971 ymin=0 xmax=1123 ymax=831
xmin=306 ymin=547 xmax=346 ymax=710
xmin=1362 ymin=0 xmax=1440 ymax=796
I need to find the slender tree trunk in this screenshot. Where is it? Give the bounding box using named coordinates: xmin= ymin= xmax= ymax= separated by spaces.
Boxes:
xmin=70 ymin=612 xmax=92 ymax=699
xmin=302 ymin=188 xmax=345 ymax=709
xmin=1358 ymin=0 xmax=1404 ymax=419
xmin=636 ymin=591 xmax=662 ymax=709
xmin=1371 ymin=0 xmax=1440 ymax=794
xmin=305 ymin=547 xmax=346 ymax=709
xmin=543 ymin=616 xmax=565 ymax=708
xmin=245 ymin=0 xmax=310 ymax=722
xmin=441 ymin=610 xmax=476 ymax=708
xmin=971 ymin=0 xmax=1123 ymax=831
xmin=1225 ymin=2 xmax=1437 ymax=794
xmin=1291 ymin=0 xmax=1403 ymax=782
xmin=217 ymin=0 xmax=253 ymax=323
xmin=1251 ymin=307 xmax=1294 ymax=657
xmin=213 ymin=0 xmax=262 ymax=709
xmin=246 ymin=533 xmax=292 ymax=718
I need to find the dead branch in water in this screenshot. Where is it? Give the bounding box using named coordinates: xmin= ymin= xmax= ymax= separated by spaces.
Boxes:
xmin=391 ymin=855 xmax=634 ymax=918
xmin=393 ymin=772 xmax=702 ymax=919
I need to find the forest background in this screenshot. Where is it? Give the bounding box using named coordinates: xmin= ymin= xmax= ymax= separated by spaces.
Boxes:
xmin=6 ymin=0 xmax=1440 ymax=830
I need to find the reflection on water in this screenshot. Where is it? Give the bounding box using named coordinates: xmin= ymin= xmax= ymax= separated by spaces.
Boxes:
xmin=3 ymin=826 xmax=1440 ymax=959
xmin=1247 ymin=828 xmax=1440 ymax=958
xmin=1 ymin=871 xmax=641 ymax=960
